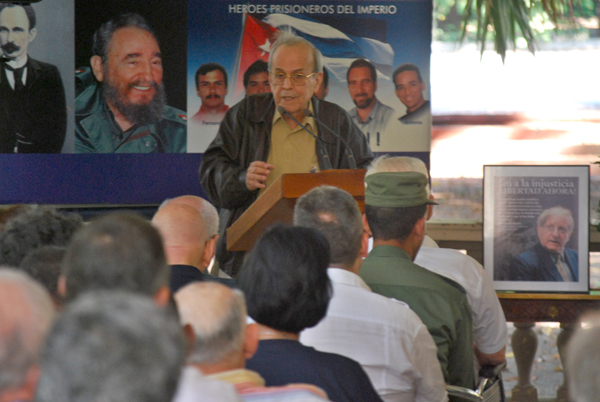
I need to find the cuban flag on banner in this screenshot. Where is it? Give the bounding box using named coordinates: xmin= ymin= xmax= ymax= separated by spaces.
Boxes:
xmin=232 ymin=13 xmax=394 ymax=102
xmin=231 ymin=15 xmax=279 ymax=100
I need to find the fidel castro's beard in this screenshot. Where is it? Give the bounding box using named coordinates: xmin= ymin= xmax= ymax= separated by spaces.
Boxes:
xmin=102 ymin=77 xmax=167 ymax=127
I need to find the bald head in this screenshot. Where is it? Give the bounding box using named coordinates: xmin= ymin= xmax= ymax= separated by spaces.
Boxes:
xmin=175 ymin=282 xmax=248 ymax=370
xmin=152 ymin=204 xmax=212 ymax=270
xmin=153 ymin=204 xmax=208 ymax=248
xmin=160 ymin=196 xmax=219 ymax=238
xmin=0 ymin=269 xmax=55 ymax=396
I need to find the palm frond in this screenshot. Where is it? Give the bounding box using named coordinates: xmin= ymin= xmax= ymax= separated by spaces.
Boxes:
xmin=459 ymin=0 xmax=580 ymax=60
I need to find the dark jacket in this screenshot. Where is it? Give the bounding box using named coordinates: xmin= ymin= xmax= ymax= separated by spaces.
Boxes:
xmin=169 ymin=264 xmax=237 ymax=294
xmin=199 ymin=93 xmax=373 ymax=276
xmin=0 ymin=58 xmax=66 ymax=153
xmin=508 ymin=243 xmax=578 ymax=281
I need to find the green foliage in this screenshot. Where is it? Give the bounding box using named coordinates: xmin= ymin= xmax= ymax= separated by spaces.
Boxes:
xmin=434 ymin=0 xmax=598 ymax=59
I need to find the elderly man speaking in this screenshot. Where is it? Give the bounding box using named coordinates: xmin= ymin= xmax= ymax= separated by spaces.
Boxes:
xmin=200 ymin=30 xmax=373 ymax=277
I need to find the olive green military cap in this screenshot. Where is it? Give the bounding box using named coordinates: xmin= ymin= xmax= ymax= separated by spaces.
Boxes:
xmin=365 ymin=172 xmax=439 ymax=208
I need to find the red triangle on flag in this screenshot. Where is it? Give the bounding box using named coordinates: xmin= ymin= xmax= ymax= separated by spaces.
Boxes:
xmin=232 ymin=15 xmax=279 ymax=101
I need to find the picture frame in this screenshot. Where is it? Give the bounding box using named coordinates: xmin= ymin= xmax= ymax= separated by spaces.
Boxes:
xmin=483 ymin=165 xmax=590 ymax=293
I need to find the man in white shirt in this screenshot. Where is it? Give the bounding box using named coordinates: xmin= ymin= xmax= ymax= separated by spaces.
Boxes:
xmin=365 ymin=156 xmax=507 ymax=367
xmin=296 ymin=186 xmax=447 ymax=402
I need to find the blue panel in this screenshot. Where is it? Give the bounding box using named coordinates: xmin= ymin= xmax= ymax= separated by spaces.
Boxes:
xmin=0 ymin=154 xmax=205 ymax=205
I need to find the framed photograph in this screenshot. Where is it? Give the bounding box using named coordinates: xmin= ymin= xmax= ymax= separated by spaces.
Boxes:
xmin=484 ymin=165 xmax=589 ymax=293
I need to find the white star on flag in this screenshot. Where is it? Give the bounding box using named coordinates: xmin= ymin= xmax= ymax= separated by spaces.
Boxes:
xmin=259 ymin=39 xmax=271 ymax=56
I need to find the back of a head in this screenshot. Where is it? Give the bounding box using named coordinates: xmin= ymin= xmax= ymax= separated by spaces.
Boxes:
xmin=62 ymin=212 xmax=168 ymax=302
xmin=175 ymin=282 xmax=246 ymax=367
xmin=294 ymin=186 xmax=363 ymax=268
xmin=153 ymin=203 xmax=208 ymax=248
xmin=160 ymin=196 xmax=219 ymax=238
xmin=0 ymin=269 xmax=55 ymax=394
xmin=238 ymin=224 xmax=331 ymax=334
xmin=0 ymin=205 xmax=33 ymax=234
xmin=0 ymin=206 xmax=83 ymax=268
xmin=567 ymin=312 xmax=600 ymax=402
xmin=364 ymin=171 xmax=430 ymax=242
xmin=20 ymin=246 xmax=66 ymax=303
xmin=36 ymin=291 xmax=185 ymax=402
xmin=366 ymin=156 xmax=430 ymax=194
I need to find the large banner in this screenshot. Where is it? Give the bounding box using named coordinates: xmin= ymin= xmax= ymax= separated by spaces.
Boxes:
xmin=188 ymin=0 xmax=432 ymax=154
xmin=0 ymin=0 xmax=431 ymax=205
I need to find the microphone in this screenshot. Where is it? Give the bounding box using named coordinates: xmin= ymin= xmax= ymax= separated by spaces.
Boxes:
xmin=277 ymin=106 xmax=332 ymax=170
xmin=303 ymin=109 xmax=357 ymax=169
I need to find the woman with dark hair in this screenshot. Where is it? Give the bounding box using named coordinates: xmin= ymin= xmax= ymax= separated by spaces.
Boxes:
xmin=240 ymin=224 xmax=382 ymax=402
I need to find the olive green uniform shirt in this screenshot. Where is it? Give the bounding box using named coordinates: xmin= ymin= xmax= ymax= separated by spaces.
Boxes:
xmin=360 ymin=245 xmax=475 ymax=390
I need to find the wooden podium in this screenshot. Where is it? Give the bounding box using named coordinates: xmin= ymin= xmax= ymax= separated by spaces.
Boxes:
xmin=227 ymin=169 xmax=366 ymax=252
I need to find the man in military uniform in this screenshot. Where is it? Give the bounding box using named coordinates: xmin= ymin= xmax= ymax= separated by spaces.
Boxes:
xmin=75 ymin=13 xmax=186 ymax=153
xmin=360 ymin=172 xmax=475 ymax=390
xmin=0 ymin=3 xmax=66 ymax=153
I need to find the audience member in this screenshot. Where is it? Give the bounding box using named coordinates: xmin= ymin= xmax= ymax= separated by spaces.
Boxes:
xmin=60 ymin=212 xmax=170 ymax=305
xmin=566 ymin=311 xmax=600 ymax=402
xmin=360 ymin=172 xmax=475 ymax=389
xmin=35 ymin=291 xmax=184 ymax=402
xmin=0 ymin=268 xmax=55 ymax=402
xmin=161 ymin=195 xmax=229 ymax=277
xmin=152 ymin=203 xmax=235 ymax=293
xmin=175 ymin=282 xmax=329 ymax=401
xmin=239 ymin=224 xmax=382 ymax=402
xmin=296 ymin=186 xmax=447 ymax=402
xmin=366 ymin=156 xmax=507 ymax=367
xmin=19 ymin=246 xmax=65 ymax=308
xmin=161 ymin=195 xmax=220 ymax=239
xmin=0 ymin=205 xmax=33 ymax=233
xmin=0 ymin=206 xmax=82 ymax=267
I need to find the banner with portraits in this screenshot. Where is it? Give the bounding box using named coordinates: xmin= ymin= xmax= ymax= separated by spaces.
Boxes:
xmin=483 ymin=165 xmax=590 ymax=293
xmin=187 ymin=0 xmax=432 ymax=154
xmin=0 ymin=0 xmax=431 ymax=204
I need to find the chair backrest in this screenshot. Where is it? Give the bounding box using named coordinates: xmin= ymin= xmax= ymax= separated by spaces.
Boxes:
xmin=446 ymin=363 xmax=506 ymax=402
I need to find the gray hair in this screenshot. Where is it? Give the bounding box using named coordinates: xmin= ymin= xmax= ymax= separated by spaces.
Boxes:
xmin=176 ymin=282 xmax=247 ymax=366
xmin=567 ymin=311 xmax=600 ymax=402
xmin=0 ymin=206 xmax=83 ymax=268
xmin=198 ymin=200 xmax=219 ymax=239
xmin=268 ymin=30 xmax=323 ymax=74
xmin=35 ymin=291 xmax=185 ymax=402
xmin=294 ymin=186 xmax=363 ymax=268
xmin=0 ymin=269 xmax=55 ymax=393
xmin=62 ymin=212 xmax=168 ymax=302
xmin=366 ymin=155 xmax=431 ymax=195
xmin=92 ymin=13 xmax=156 ymax=66
xmin=537 ymin=206 xmax=574 ymax=232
